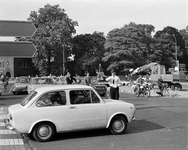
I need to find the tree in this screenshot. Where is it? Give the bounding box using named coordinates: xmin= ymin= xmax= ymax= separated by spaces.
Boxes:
xmin=71 ymin=32 xmax=106 ymax=75
xmin=154 ymin=26 xmax=186 ymax=69
xmin=103 ymin=22 xmax=155 ymax=73
xmin=28 ymin=4 xmax=78 ymax=76
xmin=179 ymin=29 xmax=188 ymax=71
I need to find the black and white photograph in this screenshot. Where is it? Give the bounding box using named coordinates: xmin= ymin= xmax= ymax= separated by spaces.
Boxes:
xmin=0 ymin=0 xmax=187 ymax=149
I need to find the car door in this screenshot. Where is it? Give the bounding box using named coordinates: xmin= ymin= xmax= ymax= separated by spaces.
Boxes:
xmin=34 ymin=91 xmax=71 ymax=132
xmin=69 ymin=90 xmax=108 ymax=130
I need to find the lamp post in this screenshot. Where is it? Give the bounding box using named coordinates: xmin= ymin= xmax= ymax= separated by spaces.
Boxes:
xmin=62 ymin=44 xmax=65 ymax=76
xmin=172 ymin=34 xmax=178 ymax=63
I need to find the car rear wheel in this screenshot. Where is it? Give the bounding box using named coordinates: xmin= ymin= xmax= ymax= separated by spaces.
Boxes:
xmin=32 ymin=122 xmax=55 ymax=142
xmin=109 ymin=116 xmax=127 ymax=135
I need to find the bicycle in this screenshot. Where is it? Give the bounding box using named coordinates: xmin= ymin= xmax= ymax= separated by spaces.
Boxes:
xmin=162 ymin=83 xmax=170 ymax=97
xmin=134 ymin=82 xmax=150 ymax=98
xmin=150 ymin=82 xmax=169 ymax=97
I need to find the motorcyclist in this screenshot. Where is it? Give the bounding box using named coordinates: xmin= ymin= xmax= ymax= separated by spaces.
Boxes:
xmin=134 ymin=75 xmax=144 ymax=94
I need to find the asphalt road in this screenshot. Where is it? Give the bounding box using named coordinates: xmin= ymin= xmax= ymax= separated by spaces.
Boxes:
xmin=0 ymin=91 xmax=188 ymax=150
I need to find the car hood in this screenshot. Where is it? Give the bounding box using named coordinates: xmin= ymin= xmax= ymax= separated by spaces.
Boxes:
xmin=103 ymin=98 xmax=134 ymax=105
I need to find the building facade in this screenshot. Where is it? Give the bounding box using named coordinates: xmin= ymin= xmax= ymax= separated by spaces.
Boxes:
xmin=0 ymin=41 xmax=37 ymax=77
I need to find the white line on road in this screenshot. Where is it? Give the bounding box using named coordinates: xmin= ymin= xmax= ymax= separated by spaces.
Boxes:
xmin=0 ymin=139 xmax=24 ymax=145
xmin=0 ymin=122 xmax=5 ymax=126
xmin=0 ymin=129 xmax=17 ymax=134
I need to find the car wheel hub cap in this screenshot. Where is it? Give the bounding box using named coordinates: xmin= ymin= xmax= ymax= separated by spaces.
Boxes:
xmin=39 ymin=126 xmax=50 ymax=137
xmin=114 ymin=121 xmax=123 ymax=131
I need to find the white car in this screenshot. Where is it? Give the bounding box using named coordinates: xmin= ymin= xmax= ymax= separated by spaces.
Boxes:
xmin=6 ymin=85 xmax=136 ymax=142
xmin=10 ymin=76 xmax=30 ymax=95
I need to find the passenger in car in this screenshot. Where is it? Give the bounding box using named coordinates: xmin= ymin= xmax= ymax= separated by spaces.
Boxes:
xmin=37 ymin=94 xmax=53 ymax=107
xmin=52 ymin=92 xmax=66 ymax=106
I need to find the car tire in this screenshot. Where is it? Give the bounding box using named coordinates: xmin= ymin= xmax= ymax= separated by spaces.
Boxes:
xmin=32 ymin=122 xmax=56 ymax=142
xmin=13 ymin=91 xmax=17 ymax=95
xmin=109 ymin=116 xmax=127 ymax=135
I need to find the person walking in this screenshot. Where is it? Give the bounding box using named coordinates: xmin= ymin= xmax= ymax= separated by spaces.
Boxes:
xmin=106 ymin=70 xmax=121 ymax=100
xmin=84 ymin=72 xmax=92 ymax=86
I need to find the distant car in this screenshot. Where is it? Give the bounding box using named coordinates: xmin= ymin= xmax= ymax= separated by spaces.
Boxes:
xmin=92 ymin=84 xmax=107 ymax=97
xmin=92 ymin=79 xmax=108 ymax=97
xmin=10 ymin=76 xmax=30 ymax=95
xmin=6 ymin=85 xmax=136 ymax=142
xmin=54 ymin=76 xmax=66 ymax=85
xmin=27 ymin=77 xmax=56 ymax=94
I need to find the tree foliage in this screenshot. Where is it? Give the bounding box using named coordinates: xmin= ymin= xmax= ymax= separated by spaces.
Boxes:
xmin=71 ymin=32 xmax=106 ymax=75
xmin=28 ymin=4 xmax=78 ymax=76
xmin=103 ymin=22 xmax=155 ymax=72
xmin=103 ymin=23 xmax=188 ymax=73
xmin=21 ymin=4 xmax=188 ymax=76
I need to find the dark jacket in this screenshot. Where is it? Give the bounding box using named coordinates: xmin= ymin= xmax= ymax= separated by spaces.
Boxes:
xmin=66 ymin=76 xmax=76 ymax=84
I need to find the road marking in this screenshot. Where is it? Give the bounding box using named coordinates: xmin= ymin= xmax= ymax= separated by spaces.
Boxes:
xmin=0 ymin=122 xmax=5 ymax=126
xmin=0 ymin=129 xmax=17 ymax=134
xmin=0 ymin=139 xmax=24 ymax=145
xmin=0 ymin=115 xmax=7 ymax=120
xmin=0 ymin=114 xmax=25 ymax=147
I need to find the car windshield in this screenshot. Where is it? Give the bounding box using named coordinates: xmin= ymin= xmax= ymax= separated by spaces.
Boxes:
xmin=17 ymin=78 xmax=29 ymax=84
xmin=20 ymin=91 xmax=37 ymax=106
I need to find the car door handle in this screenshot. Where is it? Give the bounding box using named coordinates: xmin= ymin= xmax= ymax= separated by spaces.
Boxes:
xmin=70 ymin=106 xmax=77 ymax=109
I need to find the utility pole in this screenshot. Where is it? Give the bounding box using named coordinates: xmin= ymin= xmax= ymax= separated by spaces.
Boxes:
xmin=62 ymin=44 xmax=65 ymax=76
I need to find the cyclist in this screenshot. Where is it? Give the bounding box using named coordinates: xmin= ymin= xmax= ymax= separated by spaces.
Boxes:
xmin=157 ymin=76 xmax=164 ymax=96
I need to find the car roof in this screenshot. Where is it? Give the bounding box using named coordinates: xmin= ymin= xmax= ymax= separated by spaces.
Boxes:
xmin=35 ymin=84 xmax=93 ymax=93
xmin=18 ymin=76 xmax=29 ymax=79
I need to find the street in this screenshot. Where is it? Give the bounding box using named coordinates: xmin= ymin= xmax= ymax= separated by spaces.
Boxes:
xmin=0 ymin=91 xmax=188 ymax=150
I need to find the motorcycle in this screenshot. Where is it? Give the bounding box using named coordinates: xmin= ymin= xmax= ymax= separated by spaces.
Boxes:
xmin=134 ymin=82 xmax=150 ymax=98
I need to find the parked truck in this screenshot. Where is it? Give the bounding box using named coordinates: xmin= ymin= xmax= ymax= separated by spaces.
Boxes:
xmin=131 ymin=62 xmax=187 ymax=91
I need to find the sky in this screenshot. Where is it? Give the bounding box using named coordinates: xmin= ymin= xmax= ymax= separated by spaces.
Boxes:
xmin=0 ymin=0 xmax=187 ymax=41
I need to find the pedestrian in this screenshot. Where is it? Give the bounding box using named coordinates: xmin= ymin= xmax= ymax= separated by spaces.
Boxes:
xmin=65 ymin=72 xmax=76 ymax=84
xmin=75 ymin=74 xmax=81 ymax=84
xmin=106 ymin=69 xmax=121 ymax=100
xmin=84 ymin=72 xmax=92 ymax=86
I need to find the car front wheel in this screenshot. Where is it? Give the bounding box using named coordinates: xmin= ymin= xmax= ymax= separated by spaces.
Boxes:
xmin=32 ymin=122 xmax=55 ymax=142
xmin=109 ymin=116 xmax=127 ymax=135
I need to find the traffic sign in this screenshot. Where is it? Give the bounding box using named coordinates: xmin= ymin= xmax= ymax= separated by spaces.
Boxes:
xmin=0 ymin=20 xmax=36 ymax=37
xmin=0 ymin=41 xmax=37 ymax=57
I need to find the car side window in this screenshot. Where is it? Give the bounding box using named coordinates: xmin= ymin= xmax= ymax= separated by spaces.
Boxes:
xmin=36 ymin=91 xmax=67 ymax=107
xmin=91 ymin=91 xmax=100 ymax=103
xmin=70 ymin=90 xmax=91 ymax=104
